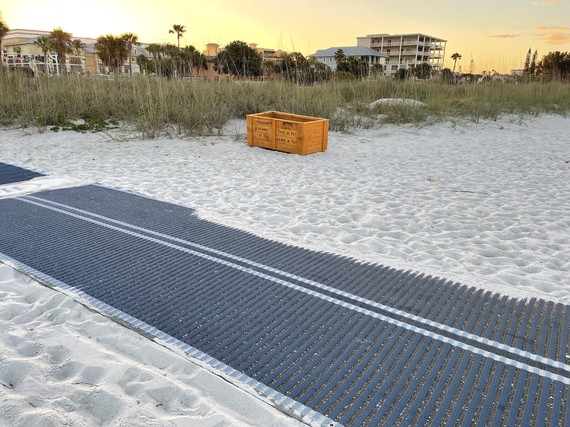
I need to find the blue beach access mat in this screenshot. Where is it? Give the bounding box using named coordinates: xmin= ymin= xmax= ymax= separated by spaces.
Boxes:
xmin=0 ymin=162 xmax=44 ymax=185
xmin=0 ymin=166 xmax=568 ymax=426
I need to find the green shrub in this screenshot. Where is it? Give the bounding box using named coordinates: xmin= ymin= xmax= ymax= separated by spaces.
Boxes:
xmin=0 ymin=73 xmax=569 ymax=136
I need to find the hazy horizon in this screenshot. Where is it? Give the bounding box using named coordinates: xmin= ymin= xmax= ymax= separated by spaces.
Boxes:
xmin=2 ymin=0 xmax=569 ymax=73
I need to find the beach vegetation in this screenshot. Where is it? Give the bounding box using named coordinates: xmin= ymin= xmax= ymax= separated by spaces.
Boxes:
xmin=413 ymin=63 xmax=433 ymax=80
xmin=451 ymin=52 xmax=462 ymax=73
xmin=137 ymin=43 xmax=207 ymax=79
xmin=440 ymin=68 xmax=454 ymax=83
xmin=523 ymin=48 xmax=539 ymax=82
xmin=8 ymin=67 xmax=35 ymax=78
xmin=280 ymin=52 xmax=332 ymax=84
xmin=370 ymin=63 xmax=384 ymax=77
xmin=169 ymin=25 xmax=186 ymax=50
xmin=34 ymin=36 xmax=51 ymax=75
xmin=0 ymin=18 xmax=9 ymax=75
xmin=334 ymin=49 xmax=369 ymax=79
xmin=394 ymin=68 xmax=412 ymax=80
xmin=48 ymin=28 xmax=73 ymax=76
xmin=333 ymin=71 xmax=356 ymax=81
xmin=180 ymin=46 xmax=209 ymax=76
xmin=50 ymin=117 xmax=119 ymax=133
xmin=122 ymin=33 xmax=139 ymax=75
xmin=538 ymin=51 xmax=570 ymax=82
xmin=214 ymin=41 xmax=262 ymax=78
xmin=136 ymin=54 xmax=150 ymax=74
xmin=72 ymin=38 xmax=86 ymax=57
xmin=145 ymin=43 xmax=164 ymax=75
xmin=95 ymin=35 xmax=129 ymax=74
xmin=0 ymin=72 xmax=569 ymax=136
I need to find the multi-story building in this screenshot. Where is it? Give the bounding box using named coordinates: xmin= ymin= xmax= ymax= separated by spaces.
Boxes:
xmin=309 ymin=46 xmax=387 ymax=74
xmin=248 ymin=43 xmax=285 ymax=61
xmin=204 ymin=43 xmax=220 ymax=58
xmin=1 ymin=29 xmax=147 ymax=75
xmin=357 ymin=33 xmax=446 ymax=76
xmin=1 ymin=29 xmax=298 ymax=80
xmin=2 ymin=29 xmax=93 ymax=75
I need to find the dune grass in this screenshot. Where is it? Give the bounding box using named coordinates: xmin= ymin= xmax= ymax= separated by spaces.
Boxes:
xmin=1 ymin=73 xmax=569 ymax=137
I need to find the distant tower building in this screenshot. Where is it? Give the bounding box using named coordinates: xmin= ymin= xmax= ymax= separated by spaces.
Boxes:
xmin=205 ymin=43 xmax=219 ymax=57
xmin=357 ymin=33 xmax=446 ymax=77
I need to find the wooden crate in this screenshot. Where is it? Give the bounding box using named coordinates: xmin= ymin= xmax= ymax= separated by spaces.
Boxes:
xmin=246 ymin=111 xmax=328 ymax=155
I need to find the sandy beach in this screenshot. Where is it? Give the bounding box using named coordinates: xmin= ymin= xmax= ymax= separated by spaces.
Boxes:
xmin=1 ymin=114 xmax=569 ymax=425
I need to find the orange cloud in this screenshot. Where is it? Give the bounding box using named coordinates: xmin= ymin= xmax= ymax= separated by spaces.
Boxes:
xmin=536 ymin=33 xmax=570 ymax=44
xmin=535 ymin=26 xmax=570 ymax=32
xmin=488 ymin=34 xmax=520 ymax=39
xmin=534 ymin=26 xmax=570 ymax=45
xmin=533 ymin=0 xmax=558 ymax=5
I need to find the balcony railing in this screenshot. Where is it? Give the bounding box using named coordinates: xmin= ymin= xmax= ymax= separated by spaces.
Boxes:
xmin=399 ymin=50 xmax=434 ymax=56
xmin=370 ymin=40 xmax=419 ymax=47
xmin=384 ymin=59 xmax=443 ymax=67
xmin=370 ymin=39 xmax=446 ymax=48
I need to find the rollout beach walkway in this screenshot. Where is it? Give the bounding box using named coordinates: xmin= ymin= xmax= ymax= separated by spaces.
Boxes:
xmin=0 ymin=162 xmax=568 ymax=426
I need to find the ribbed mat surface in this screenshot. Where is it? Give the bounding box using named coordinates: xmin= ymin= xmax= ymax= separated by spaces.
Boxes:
xmin=0 ymin=162 xmax=44 ymax=185
xmin=0 ymin=184 xmax=568 ymax=426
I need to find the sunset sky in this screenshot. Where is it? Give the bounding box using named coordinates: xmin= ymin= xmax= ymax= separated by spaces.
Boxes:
xmin=2 ymin=0 xmax=569 ymax=73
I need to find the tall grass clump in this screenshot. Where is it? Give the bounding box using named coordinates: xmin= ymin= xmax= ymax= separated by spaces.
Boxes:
xmin=1 ymin=72 xmax=569 ymax=136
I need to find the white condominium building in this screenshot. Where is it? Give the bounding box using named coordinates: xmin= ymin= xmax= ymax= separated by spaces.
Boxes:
xmin=308 ymin=46 xmax=387 ymax=73
xmin=357 ymin=33 xmax=446 ymax=76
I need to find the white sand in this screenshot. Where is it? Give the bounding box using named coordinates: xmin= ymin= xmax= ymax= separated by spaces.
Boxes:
xmin=1 ymin=114 xmax=569 ymax=425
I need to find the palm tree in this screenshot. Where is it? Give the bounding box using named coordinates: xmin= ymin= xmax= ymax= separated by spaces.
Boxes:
xmin=71 ymin=38 xmax=85 ymax=74
xmin=334 ymin=49 xmax=347 ymax=71
xmin=122 ymin=32 xmax=139 ymax=75
xmin=95 ymin=34 xmax=128 ymax=73
xmin=146 ymin=43 xmax=162 ymax=61
xmin=0 ymin=19 xmax=9 ymax=75
xmin=163 ymin=43 xmax=181 ymax=77
xmin=146 ymin=43 xmax=163 ymax=75
xmin=451 ymin=52 xmax=462 ymax=73
xmin=35 ymin=35 xmax=51 ymax=75
xmin=48 ymin=27 xmax=73 ymax=75
xmin=169 ymin=24 xmax=185 ymax=49
xmin=168 ymin=25 xmax=185 ymax=78
xmin=72 ymin=38 xmax=85 ymax=54
xmin=180 ymin=45 xmax=208 ymax=77
xmin=136 ymin=54 xmax=149 ymax=74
